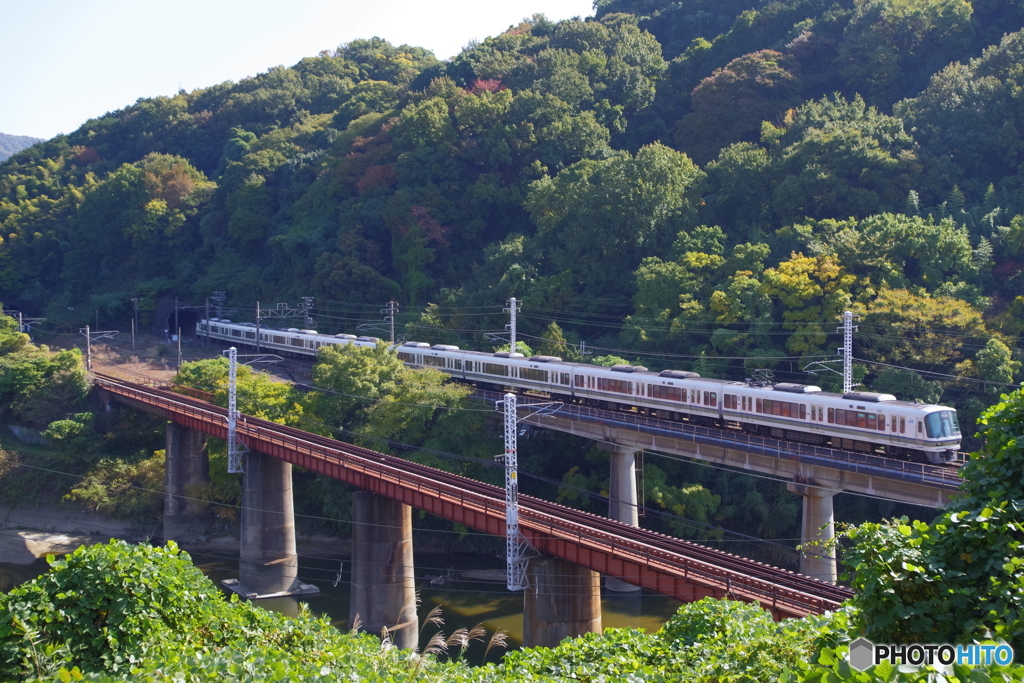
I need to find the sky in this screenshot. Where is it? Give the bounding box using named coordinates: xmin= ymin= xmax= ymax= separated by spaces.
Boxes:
xmin=2 ymin=0 xmax=596 ymax=140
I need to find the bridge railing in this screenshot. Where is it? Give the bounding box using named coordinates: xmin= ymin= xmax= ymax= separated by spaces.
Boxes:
xmin=93 ymin=368 xmax=215 ymax=402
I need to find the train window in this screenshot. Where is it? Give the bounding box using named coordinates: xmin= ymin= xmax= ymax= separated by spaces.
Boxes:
xmin=878 ymin=414 xmax=885 ymax=431
xmin=925 ymin=412 xmax=960 ymax=438
xmin=289 ymin=338 xmax=304 ymax=347
xmin=828 ymin=407 xmax=834 ymax=423
xmin=560 ymin=373 xmax=570 ymax=385
xmin=756 ymin=398 xmax=762 ymax=413
xmin=900 ymin=417 xmax=905 ymax=433
xmin=891 ymin=415 xmax=897 ymax=432
xmin=575 ymin=375 xmax=583 ymax=387
xmin=244 ymin=331 xmax=255 ymax=340
xmin=917 ymin=420 xmax=922 ymax=434
xmin=521 ymin=368 xmax=548 ymax=382
xmin=423 ymin=356 xmax=445 ymax=368
xmin=453 ymin=359 xmax=462 ymax=370
xmin=800 ymin=404 xmax=806 ymax=419
xmin=649 ymin=385 xmax=682 ymax=402
xmin=703 ymin=391 xmax=717 ymax=406
xmin=724 ymin=394 xmax=737 ymax=409
xmin=230 ymin=329 xmax=242 ymax=337
xmin=598 ymin=378 xmax=631 ymax=394
xmin=482 ymin=363 xmax=509 ymax=376
xmin=865 ymin=413 xmax=876 ymax=430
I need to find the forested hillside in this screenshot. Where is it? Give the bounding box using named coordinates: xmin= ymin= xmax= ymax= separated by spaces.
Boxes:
xmin=2 ymin=1 xmax=1024 ymax=440
xmin=0 ymin=133 xmax=42 ymax=162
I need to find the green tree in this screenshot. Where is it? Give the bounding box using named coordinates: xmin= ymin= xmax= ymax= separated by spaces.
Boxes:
xmin=854 ymin=288 xmax=987 ymax=368
xmin=761 ymin=253 xmax=854 ymax=354
xmin=837 ymin=0 xmax=974 ymax=105
xmin=677 ymin=50 xmax=802 ymax=164
xmin=527 ymin=143 xmax=704 ymax=307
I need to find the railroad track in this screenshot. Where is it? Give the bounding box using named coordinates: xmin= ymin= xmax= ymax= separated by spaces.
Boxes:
xmin=93 ymin=372 xmax=854 ymax=612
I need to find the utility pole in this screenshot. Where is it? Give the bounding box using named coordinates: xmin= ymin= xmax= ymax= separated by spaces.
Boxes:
xmin=131 ymin=297 xmax=140 ymax=349
xmin=495 ymin=393 xmax=560 ymax=591
xmin=177 ymin=327 xmax=182 ymax=370
xmin=226 ymin=347 xmax=245 ymax=473
xmin=204 ymin=298 xmax=210 ymax=347
xmin=301 ymin=296 xmax=314 ymax=328
xmin=256 ymin=302 xmax=261 ymax=355
xmin=79 ymin=326 xmax=118 ymax=372
xmin=382 ymin=301 xmax=398 ymax=343
xmin=500 ymin=392 xmax=529 ymax=591
xmin=837 ymin=310 xmax=858 ymax=394
xmin=505 ymin=297 xmax=521 ymax=354
xmin=211 ymin=291 xmax=226 ymax=318
xmin=17 ymin=312 xmax=45 ymax=340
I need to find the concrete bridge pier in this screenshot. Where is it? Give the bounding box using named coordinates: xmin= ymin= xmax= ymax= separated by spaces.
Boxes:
xmin=233 ymin=450 xmax=316 ymax=598
xmin=602 ymin=444 xmax=641 ymax=592
xmin=787 ymin=481 xmax=838 ymax=584
xmin=349 ymin=491 xmax=418 ymax=650
xmin=163 ymin=422 xmax=210 ymax=542
xmin=523 ymin=557 xmax=602 ymax=648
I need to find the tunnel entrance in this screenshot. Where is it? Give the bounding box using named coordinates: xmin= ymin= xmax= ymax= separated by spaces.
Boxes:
xmin=167 ymin=309 xmax=199 ymax=338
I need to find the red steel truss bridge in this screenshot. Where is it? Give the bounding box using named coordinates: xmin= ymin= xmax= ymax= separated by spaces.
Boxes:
xmin=94 ymin=372 xmax=853 ymax=619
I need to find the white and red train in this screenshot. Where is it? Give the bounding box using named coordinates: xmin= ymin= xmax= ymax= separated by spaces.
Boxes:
xmin=198 ymin=318 xmax=962 ymax=464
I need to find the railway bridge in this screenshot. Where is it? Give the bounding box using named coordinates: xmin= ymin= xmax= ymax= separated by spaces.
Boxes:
xmin=93 ymin=372 xmax=851 ymax=649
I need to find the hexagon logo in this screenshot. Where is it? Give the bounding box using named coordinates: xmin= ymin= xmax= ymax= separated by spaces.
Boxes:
xmin=849 ymin=638 xmax=875 ymax=671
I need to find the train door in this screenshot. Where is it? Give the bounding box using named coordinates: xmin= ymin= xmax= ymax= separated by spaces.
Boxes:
xmin=809 ymin=405 xmax=823 ymax=434
xmin=891 ymin=414 xmax=912 ymax=449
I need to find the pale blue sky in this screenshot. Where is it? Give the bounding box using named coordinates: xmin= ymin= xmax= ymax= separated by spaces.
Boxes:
xmin=2 ymin=0 xmax=596 ymax=140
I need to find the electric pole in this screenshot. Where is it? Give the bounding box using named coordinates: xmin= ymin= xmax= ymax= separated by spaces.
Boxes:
xmin=500 ymin=392 xmax=529 ymax=591
xmin=130 ymin=297 xmax=140 ymax=349
xmin=256 ymin=302 xmax=262 ymax=355
xmin=79 ymin=326 xmax=118 ymax=372
xmin=838 ymin=310 xmax=858 ymax=394
xmin=211 ymin=291 xmax=227 ymax=318
xmin=382 ymin=301 xmax=398 ymax=343
xmin=226 ymin=347 xmax=245 ymax=473
xmin=505 ymin=297 xmax=521 ymax=354
xmin=301 ymin=296 xmax=314 ymax=328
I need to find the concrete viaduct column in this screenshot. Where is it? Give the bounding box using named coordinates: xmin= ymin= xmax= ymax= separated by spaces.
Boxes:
xmin=523 ymin=557 xmax=602 ymax=648
xmin=163 ymin=422 xmax=210 ymax=542
xmin=787 ymin=481 xmax=838 ymax=584
xmin=349 ymin=491 xmax=418 ymax=650
xmin=603 ymin=444 xmax=641 ymax=592
xmin=238 ymin=450 xmax=300 ymax=596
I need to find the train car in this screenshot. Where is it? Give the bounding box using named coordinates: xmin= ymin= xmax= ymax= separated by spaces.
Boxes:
xmin=198 ymin=319 xmax=961 ymax=464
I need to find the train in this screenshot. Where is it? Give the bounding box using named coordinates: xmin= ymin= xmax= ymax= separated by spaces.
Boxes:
xmin=198 ymin=318 xmax=962 ymax=464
